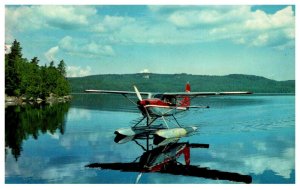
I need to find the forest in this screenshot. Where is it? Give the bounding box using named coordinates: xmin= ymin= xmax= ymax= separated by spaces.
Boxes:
xmin=68 ymin=73 xmax=295 ymax=94
xmin=5 ymin=40 xmax=70 ymax=100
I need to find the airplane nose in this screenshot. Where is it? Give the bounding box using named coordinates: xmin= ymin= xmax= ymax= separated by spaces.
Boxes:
xmin=137 ymin=100 xmax=144 ymax=106
xmin=137 ymin=100 xmax=148 ymax=106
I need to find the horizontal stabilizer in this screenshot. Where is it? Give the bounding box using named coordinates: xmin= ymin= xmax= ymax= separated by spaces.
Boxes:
xmin=187 ymin=105 xmax=210 ymax=109
xmin=189 ymin=143 xmax=209 ymax=149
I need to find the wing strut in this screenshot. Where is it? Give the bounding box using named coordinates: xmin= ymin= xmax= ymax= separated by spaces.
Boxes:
xmin=172 ymin=115 xmax=182 ymax=128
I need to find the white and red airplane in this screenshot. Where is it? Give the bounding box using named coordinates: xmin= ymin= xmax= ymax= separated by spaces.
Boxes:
xmin=85 ymin=83 xmax=251 ymax=118
xmin=85 ymin=83 xmax=252 ymax=146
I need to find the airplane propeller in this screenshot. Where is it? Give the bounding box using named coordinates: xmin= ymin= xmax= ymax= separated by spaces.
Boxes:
xmin=134 ymin=85 xmax=143 ymax=101
xmin=134 ymin=85 xmax=153 ymax=124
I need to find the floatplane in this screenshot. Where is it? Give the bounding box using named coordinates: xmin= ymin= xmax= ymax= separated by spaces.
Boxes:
xmin=85 ymin=83 xmax=251 ymax=147
xmin=85 ymin=83 xmax=252 ymax=183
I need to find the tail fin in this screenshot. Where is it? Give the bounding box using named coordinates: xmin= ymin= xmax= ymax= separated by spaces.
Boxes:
xmin=180 ymin=82 xmax=191 ymax=107
xmin=183 ymin=145 xmax=190 ymax=166
xmin=185 ymin=82 xmax=191 ymax=92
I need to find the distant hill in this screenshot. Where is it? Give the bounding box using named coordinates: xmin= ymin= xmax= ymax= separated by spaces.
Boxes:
xmin=68 ymin=73 xmax=295 ymax=93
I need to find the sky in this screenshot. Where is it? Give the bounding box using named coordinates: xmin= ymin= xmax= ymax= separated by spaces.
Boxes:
xmin=4 ymin=4 xmax=295 ymax=81
xmin=1 ymin=2 xmax=299 ymax=190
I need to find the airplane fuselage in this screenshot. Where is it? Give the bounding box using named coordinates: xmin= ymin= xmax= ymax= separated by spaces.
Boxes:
xmin=137 ymin=98 xmax=187 ymax=117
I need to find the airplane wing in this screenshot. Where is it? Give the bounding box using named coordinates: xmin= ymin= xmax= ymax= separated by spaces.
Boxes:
xmin=161 ymin=91 xmax=252 ymax=97
xmin=85 ymin=89 xmax=252 ymax=98
xmin=85 ymin=89 xmax=151 ymax=96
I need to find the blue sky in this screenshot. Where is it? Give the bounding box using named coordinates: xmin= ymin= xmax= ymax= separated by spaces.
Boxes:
xmin=5 ymin=5 xmax=295 ymax=80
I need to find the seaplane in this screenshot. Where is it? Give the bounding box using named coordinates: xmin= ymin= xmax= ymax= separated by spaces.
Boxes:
xmin=85 ymin=83 xmax=252 ymax=147
xmin=85 ymin=83 xmax=252 ymax=183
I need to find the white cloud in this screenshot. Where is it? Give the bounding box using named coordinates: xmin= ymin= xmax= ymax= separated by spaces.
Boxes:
xmin=37 ymin=6 xmax=95 ymax=27
xmin=59 ymin=36 xmax=73 ymax=50
xmin=103 ymin=15 xmax=135 ymax=30
xmin=167 ymin=6 xmax=250 ymax=28
xmin=44 ymin=46 xmax=59 ymax=62
xmin=245 ymin=6 xmax=294 ymax=31
xmin=66 ymin=65 xmax=91 ymax=77
xmin=168 ymin=9 xmax=225 ymax=27
xmin=148 ymin=5 xmax=294 ymax=48
xmin=252 ymin=33 xmax=269 ymax=46
xmin=58 ymin=36 xmax=115 ymax=57
xmin=96 ymin=5 xmax=294 ymax=49
xmin=91 ymin=15 xmax=136 ymax=37
xmin=5 ymin=5 xmax=97 ymax=32
xmin=6 ymin=5 xmax=295 ymax=53
xmin=5 ymin=44 xmax=11 ymax=54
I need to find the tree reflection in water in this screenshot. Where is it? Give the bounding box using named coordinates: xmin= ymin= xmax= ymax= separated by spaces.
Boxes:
xmin=5 ymin=103 xmax=70 ymax=160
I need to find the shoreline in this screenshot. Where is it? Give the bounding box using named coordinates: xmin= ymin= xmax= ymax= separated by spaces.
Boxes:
xmin=5 ymin=94 xmax=72 ymax=107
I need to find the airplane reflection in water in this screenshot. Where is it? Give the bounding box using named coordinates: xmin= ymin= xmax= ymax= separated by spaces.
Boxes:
xmin=86 ymin=142 xmax=252 ymax=184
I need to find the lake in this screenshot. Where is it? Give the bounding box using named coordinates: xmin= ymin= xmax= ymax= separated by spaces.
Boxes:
xmin=5 ymin=94 xmax=295 ymax=184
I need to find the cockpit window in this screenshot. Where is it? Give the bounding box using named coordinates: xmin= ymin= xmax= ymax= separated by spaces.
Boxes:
xmin=163 ymin=96 xmax=176 ymax=105
xmin=153 ymin=94 xmax=177 ymax=105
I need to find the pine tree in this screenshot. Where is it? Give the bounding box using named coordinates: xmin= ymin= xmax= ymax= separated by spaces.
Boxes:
xmin=5 ymin=39 xmax=23 ymax=95
xmin=49 ymin=61 xmax=54 ymax=68
xmin=30 ymin=57 xmax=39 ymax=65
xmin=57 ymin=60 xmax=66 ymax=77
xmin=8 ymin=40 xmax=22 ymax=59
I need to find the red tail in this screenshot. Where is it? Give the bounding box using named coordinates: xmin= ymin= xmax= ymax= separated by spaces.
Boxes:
xmin=185 ymin=82 xmax=191 ymax=92
xmin=183 ymin=145 xmax=190 ymax=166
xmin=180 ymin=83 xmax=190 ymax=107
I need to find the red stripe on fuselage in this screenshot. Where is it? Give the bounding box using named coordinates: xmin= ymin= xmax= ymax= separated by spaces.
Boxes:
xmin=139 ymin=99 xmax=169 ymax=107
xmin=138 ymin=99 xmax=186 ymax=116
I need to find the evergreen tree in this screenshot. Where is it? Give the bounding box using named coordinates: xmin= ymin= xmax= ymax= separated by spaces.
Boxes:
xmin=8 ymin=40 xmax=22 ymax=59
xmin=30 ymin=57 xmax=39 ymax=65
xmin=44 ymin=65 xmax=60 ymax=95
xmin=49 ymin=61 xmax=54 ymax=68
xmin=57 ymin=60 xmax=66 ymax=77
xmin=5 ymin=40 xmax=23 ymax=95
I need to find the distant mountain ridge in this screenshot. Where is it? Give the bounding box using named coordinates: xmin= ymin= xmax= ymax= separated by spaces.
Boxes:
xmin=68 ymin=73 xmax=295 ymax=93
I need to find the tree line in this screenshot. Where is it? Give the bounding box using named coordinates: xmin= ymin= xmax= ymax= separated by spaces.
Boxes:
xmin=5 ymin=40 xmax=70 ymax=99
xmin=68 ymin=73 xmax=295 ymax=93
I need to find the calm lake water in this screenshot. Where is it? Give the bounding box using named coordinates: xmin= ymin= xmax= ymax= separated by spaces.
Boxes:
xmin=5 ymin=94 xmax=295 ymax=184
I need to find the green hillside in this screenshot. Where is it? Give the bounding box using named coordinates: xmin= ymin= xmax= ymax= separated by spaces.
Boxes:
xmin=68 ymin=73 xmax=295 ymax=93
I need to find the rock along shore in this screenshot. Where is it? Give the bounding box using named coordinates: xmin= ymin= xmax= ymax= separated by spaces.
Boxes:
xmin=5 ymin=93 xmax=72 ymax=107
